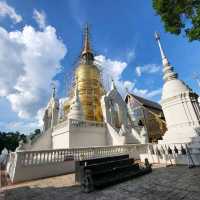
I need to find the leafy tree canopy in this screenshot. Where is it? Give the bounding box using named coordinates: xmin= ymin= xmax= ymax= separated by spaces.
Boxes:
xmin=29 ymin=129 xmax=41 ymax=141
xmin=0 ymin=131 xmax=27 ymax=152
xmin=0 ymin=129 xmax=41 ymax=153
xmin=152 ymin=0 xmax=200 ymax=41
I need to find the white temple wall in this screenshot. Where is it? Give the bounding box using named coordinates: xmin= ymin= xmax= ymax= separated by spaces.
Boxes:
xmin=68 ymin=126 xmax=106 ymax=148
xmin=9 ymin=151 xmax=74 ymax=183
xmin=52 ymin=128 xmax=69 ymax=149
xmin=52 ymin=119 xmax=107 ymax=149
xmin=13 ymin=159 xmax=74 ymax=183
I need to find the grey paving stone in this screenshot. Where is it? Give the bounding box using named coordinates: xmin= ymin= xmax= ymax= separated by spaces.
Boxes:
xmin=3 ymin=166 xmax=200 ymax=200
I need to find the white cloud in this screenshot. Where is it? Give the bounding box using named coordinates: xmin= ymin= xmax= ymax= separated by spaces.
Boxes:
xmin=136 ymin=64 xmax=161 ymax=77
xmin=95 ymin=55 xmax=127 ymax=78
xmin=0 ymin=25 xmax=67 ymax=122
xmin=133 ymin=88 xmax=162 ymax=99
xmin=126 ymin=49 xmax=135 ymax=62
xmin=123 ymin=80 xmax=135 ymax=91
xmin=33 ymin=9 xmax=46 ymax=29
xmin=146 ymin=88 xmax=162 ymax=98
xmin=135 ymin=67 xmax=142 ymax=77
xmin=5 ymin=120 xmax=39 ymax=133
xmin=95 ymin=55 xmax=135 ymax=96
xmin=94 ymin=55 xmax=161 ymax=100
xmin=0 ymin=106 xmax=45 ymax=134
xmin=36 ymin=107 xmax=45 ymax=127
xmin=0 ymin=27 xmax=24 ymax=96
xmin=0 ymin=1 xmax=22 ymax=23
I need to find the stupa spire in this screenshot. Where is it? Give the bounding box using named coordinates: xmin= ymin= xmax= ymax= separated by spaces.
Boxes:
xmin=81 ymin=24 xmax=94 ymax=64
xmin=82 ymin=24 xmax=91 ymax=55
xmin=155 ymin=32 xmax=177 ymax=82
xmin=155 ymin=32 xmax=166 ymax=60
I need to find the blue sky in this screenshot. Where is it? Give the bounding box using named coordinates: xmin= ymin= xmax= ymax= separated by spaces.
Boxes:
xmin=0 ymin=0 xmax=200 ymax=133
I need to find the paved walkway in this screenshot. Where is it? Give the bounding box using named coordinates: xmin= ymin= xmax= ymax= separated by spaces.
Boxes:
xmin=1 ymin=166 xmax=200 ymax=200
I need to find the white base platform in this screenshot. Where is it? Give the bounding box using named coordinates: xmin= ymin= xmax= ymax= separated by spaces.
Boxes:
xmin=159 ymin=126 xmax=200 ymax=144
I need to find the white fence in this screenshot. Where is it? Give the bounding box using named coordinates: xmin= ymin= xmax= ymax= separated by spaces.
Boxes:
xmin=140 ymin=143 xmax=200 ymax=166
xmin=6 ymin=143 xmax=199 ymax=183
xmin=6 ymin=144 xmax=148 ymax=183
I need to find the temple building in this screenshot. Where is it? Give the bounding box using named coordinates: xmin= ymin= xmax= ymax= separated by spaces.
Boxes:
xmin=125 ymin=94 xmax=166 ymax=142
xmin=20 ymin=26 xmax=169 ymax=151
xmin=6 ymin=28 xmax=200 ymax=184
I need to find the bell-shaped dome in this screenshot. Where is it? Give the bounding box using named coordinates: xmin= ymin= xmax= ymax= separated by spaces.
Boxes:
xmin=162 ymin=79 xmax=190 ymax=100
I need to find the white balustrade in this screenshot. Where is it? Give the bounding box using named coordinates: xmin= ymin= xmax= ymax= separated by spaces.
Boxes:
xmin=6 ymin=144 xmax=149 ymax=183
xmin=69 ymin=118 xmax=105 ymax=128
xmin=7 ymin=143 xmax=196 ymax=183
xmin=140 ymin=143 xmax=200 ymax=166
xmin=11 ymin=144 xmax=149 ymax=167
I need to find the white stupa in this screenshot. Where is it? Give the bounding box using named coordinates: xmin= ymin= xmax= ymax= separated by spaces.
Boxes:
xmin=155 ymin=32 xmax=200 ymax=144
xmin=67 ymin=83 xmax=84 ymax=120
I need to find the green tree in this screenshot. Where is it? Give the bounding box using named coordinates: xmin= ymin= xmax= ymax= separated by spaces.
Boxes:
xmin=152 ymin=0 xmax=200 ymax=41
xmin=0 ymin=131 xmax=27 ymax=152
xmin=30 ymin=129 xmax=41 ymax=140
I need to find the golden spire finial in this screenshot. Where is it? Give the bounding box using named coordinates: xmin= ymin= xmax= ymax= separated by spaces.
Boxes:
xmin=82 ymin=23 xmax=92 ymax=55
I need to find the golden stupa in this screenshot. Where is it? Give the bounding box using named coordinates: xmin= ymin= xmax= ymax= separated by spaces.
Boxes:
xmin=64 ymin=25 xmax=104 ymax=122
